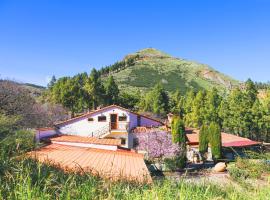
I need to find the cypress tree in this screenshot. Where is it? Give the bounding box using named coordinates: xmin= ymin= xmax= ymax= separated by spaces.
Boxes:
xmin=171 ymin=116 xmax=186 ymax=166
xmin=209 ymin=122 xmax=222 ymax=160
xmin=171 ymin=116 xmax=186 ymax=144
xmin=199 ymin=124 xmax=209 ymax=154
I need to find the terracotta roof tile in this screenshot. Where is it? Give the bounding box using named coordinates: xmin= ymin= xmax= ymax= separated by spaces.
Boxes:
xmin=28 ymin=144 xmax=151 ymax=183
xmin=50 ymin=135 xmax=121 ymax=146
xmin=186 ymin=130 xmax=260 ymax=147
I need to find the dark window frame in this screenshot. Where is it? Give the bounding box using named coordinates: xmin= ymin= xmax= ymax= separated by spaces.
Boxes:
xmin=98 ymin=116 xmax=107 ymax=122
xmin=88 ymin=117 xmax=94 ymax=122
xmin=118 ymin=116 xmax=127 ymax=121
xmin=120 ymin=138 xmax=126 ymax=145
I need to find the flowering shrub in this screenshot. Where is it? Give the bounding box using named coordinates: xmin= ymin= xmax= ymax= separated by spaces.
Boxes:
xmin=133 ymin=129 xmax=180 ymax=160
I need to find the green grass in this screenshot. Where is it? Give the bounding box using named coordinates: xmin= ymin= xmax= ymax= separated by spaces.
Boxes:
xmin=1 ymin=128 xmax=269 ymax=200
xmin=0 ymin=157 xmax=269 ymax=200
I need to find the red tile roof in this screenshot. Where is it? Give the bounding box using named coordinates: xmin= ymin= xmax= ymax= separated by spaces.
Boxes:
xmin=28 ymin=144 xmax=152 ymax=183
xmin=186 ymin=130 xmax=260 ymax=147
xmin=50 ymin=135 xmax=122 ymax=146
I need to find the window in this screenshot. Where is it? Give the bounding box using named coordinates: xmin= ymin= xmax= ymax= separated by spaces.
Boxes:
xmin=98 ymin=116 xmax=106 ymax=122
xmin=88 ymin=117 xmax=94 ymax=122
xmin=120 ymin=138 xmax=126 ymax=145
xmin=119 ymin=116 xmax=127 ymax=121
xmin=137 ymin=116 xmax=141 ymax=126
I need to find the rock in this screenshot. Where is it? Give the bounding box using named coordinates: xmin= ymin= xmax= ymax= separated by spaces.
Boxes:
xmin=213 ymin=162 xmax=226 ymax=172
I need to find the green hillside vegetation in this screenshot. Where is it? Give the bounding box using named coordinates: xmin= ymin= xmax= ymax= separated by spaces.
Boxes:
xmin=102 ymin=48 xmax=239 ymax=93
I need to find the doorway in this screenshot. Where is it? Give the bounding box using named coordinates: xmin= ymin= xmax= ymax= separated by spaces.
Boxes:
xmin=110 ymin=114 xmax=118 ymax=130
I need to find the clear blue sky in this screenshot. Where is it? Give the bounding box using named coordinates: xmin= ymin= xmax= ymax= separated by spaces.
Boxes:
xmin=0 ymin=0 xmax=269 ymax=86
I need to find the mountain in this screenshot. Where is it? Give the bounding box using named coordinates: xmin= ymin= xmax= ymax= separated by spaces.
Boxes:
xmin=0 ymin=79 xmax=46 ymax=98
xmin=105 ymin=48 xmax=239 ymax=93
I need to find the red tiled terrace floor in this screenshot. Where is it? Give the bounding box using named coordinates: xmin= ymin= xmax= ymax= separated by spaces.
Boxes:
xmin=28 ymin=144 xmax=151 ymax=183
xmin=50 ymin=135 xmax=121 ymax=146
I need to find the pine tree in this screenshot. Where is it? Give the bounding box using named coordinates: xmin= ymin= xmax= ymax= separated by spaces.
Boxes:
xmin=152 ymin=83 xmax=169 ymax=115
xmin=185 ymin=90 xmax=205 ymax=128
xmin=262 ymin=90 xmax=270 ymax=142
xmin=47 ymin=75 xmax=56 ymax=89
xmin=84 ymin=69 xmax=105 ymax=109
xmin=245 ymin=78 xmax=258 ymax=106
xmin=183 ymin=89 xmax=195 ymax=115
xmin=204 ymin=88 xmax=221 ymax=125
xmin=218 ymin=98 xmax=230 ymax=132
xmin=140 ymin=83 xmax=169 ymax=116
xmin=51 ymin=77 xmax=80 ymax=117
xmin=73 ymin=73 xmax=88 ymax=112
xmin=105 ymin=76 xmax=119 ymax=105
xmin=251 ymin=100 xmax=264 ymax=140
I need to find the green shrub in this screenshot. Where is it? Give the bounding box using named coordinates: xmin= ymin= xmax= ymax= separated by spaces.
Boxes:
xmin=0 ymin=129 xmax=35 ymax=159
xmin=164 ymin=156 xmax=186 ymax=171
xmin=229 ymin=157 xmax=270 ymax=180
xmin=228 ymin=167 xmax=249 ymax=181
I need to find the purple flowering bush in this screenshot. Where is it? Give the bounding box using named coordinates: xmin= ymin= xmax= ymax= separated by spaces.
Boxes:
xmin=133 ymin=129 xmax=180 ymax=160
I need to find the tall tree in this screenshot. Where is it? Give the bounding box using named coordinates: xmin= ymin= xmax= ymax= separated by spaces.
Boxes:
xmin=73 ymin=73 xmax=88 ymax=112
xmin=104 ymin=76 xmax=119 ymax=105
xmin=118 ymin=91 xmax=140 ymax=110
xmin=84 ymin=69 xmax=105 ymax=109
xmin=245 ymin=78 xmax=258 ymax=106
xmin=47 ymin=75 xmax=57 ymax=89
xmin=185 ymin=90 xmax=205 ymax=128
xmin=171 ymin=116 xmax=186 ymax=165
xmin=182 ymin=89 xmax=195 ymax=115
xmin=209 ymin=122 xmax=222 ymax=160
xmin=171 ymin=116 xmax=186 ymax=144
xmin=170 ymin=89 xmax=185 ymax=117
xmin=152 ymin=83 xmax=169 ymax=115
xmin=204 ymin=88 xmax=221 ymax=125
xmin=199 ymin=124 xmax=209 ymax=156
xmin=140 ymin=83 xmax=169 ymax=116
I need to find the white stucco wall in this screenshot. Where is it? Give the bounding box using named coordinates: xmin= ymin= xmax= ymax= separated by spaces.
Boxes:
xmin=58 ymin=107 xmax=130 ymax=137
xmin=57 ymin=106 xmax=162 ymax=140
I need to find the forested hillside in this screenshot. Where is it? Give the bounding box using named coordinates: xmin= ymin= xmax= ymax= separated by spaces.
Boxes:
xmin=44 ymin=65 xmax=270 ymax=142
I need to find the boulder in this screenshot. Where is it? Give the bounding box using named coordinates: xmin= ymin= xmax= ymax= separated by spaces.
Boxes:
xmin=213 ymin=162 xmax=226 ymax=172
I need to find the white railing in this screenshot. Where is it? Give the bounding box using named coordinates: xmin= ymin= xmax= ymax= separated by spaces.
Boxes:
xmin=110 ymin=122 xmax=130 ymax=131
xmin=88 ymin=122 xmax=130 ymax=138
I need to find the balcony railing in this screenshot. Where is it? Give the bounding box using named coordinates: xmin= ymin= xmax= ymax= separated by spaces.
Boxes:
xmin=110 ymin=122 xmax=130 ymax=131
